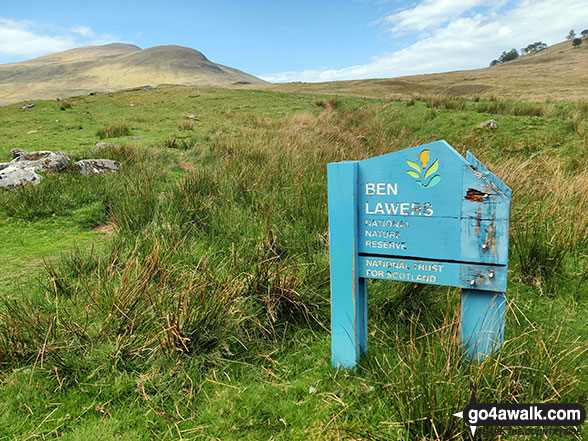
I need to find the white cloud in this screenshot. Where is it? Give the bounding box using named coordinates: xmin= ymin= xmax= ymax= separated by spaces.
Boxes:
xmin=69 ymin=26 xmax=94 ymax=38
xmin=0 ymin=18 xmax=74 ymax=57
xmin=262 ymin=0 xmax=588 ymax=83
xmin=383 ymin=0 xmax=493 ymax=34
xmin=68 ymin=25 xmax=119 ymax=46
xmin=0 ymin=18 xmax=122 ymax=61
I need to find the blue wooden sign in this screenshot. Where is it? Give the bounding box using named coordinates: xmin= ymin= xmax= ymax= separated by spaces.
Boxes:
xmin=327 ymin=140 xmax=511 ymax=368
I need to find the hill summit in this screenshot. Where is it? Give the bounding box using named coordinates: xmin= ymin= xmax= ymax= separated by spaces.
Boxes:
xmin=0 ymin=43 xmax=265 ymax=105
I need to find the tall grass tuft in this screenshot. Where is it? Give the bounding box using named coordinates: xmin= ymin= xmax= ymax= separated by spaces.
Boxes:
xmin=178 ymin=119 xmax=194 ymax=131
xmin=476 ymin=99 xmax=544 ymax=116
xmin=359 ymin=291 xmax=587 ymax=440
xmin=59 ymin=100 xmax=73 ymax=110
xmin=423 ymin=94 xmax=466 ymax=111
xmin=314 ymin=97 xmax=339 ymax=110
xmin=0 ymin=239 xmax=241 ymax=365
xmin=97 ymin=123 xmax=130 ymax=138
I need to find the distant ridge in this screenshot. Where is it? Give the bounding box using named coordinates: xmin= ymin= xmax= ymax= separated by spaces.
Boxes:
xmin=0 ymin=43 xmax=265 ymax=105
xmin=266 ymin=40 xmax=588 ymax=102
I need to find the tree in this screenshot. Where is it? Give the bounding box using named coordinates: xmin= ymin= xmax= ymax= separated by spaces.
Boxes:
xmin=533 ymin=41 xmax=547 ymax=51
xmin=573 ymin=38 xmax=582 ymax=48
xmin=498 ymin=49 xmax=519 ymax=63
xmin=490 ymin=48 xmax=519 ymax=66
xmin=581 ymin=29 xmax=588 ymax=38
xmin=520 ymin=41 xmax=547 ymax=56
xmin=566 ymin=29 xmax=576 ymax=40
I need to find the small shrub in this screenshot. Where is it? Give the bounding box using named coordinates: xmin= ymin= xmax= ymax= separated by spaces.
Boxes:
xmin=97 ymin=124 xmax=130 ymax=139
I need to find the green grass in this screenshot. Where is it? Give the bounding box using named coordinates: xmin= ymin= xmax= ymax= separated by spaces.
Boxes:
xmin=0 ymin=88 xmax=586 ymax=440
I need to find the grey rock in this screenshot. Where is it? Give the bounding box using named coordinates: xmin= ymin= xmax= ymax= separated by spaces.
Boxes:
xmin=21 ymin=103 xmax=35 ymax=109
xmin=75 ymin=159 xmax=121 ymax=176
xmin=27 ymin=129 xmax=38 ymax=134
xmin=95 ymin=142 xmax=119 ymax=150
xmin=10 ymin=148 xmax=27 ymax=158
xmin=11 ymin=150 xmax=70 ymax=172
xmin=0 ymin=166 xmax=42 ymax=189
xmin=479 ymin=120 xmax=498 ymax=130
xmin=187 ymin=114 xmax=197 ymax=120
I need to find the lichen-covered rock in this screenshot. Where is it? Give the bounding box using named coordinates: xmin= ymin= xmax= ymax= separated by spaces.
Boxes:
xmin=95 ymin=142 xmax=119 ymax=150
xmin=10 ymin=148 xmax=27 ymax=158
xmin=75 ymin=159 xmax=121 ymax=175
xmin=479 ymin=120 xmax=498 ymax=130
xmin=11 ymin=150 xmax=70 ymax=172
xmin=0 ymin=166 xmax=42 ymax=189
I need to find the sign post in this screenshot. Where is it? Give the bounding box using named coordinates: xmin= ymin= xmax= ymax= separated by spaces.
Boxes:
xmin=327 ymin=141 xmax=511 ymax=368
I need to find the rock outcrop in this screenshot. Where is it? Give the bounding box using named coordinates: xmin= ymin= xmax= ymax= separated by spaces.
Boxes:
xmin=479 ymin=120 xmax=498 ymax=130
xmin=0 ymin=149 xmax=121 ymax=189
xmin=75 ymin=159 xmax=121 ymax=175
xmin=0 ymin=166 xmax=42 ymax=189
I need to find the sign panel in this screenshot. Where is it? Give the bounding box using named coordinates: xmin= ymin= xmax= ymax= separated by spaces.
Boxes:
xmin=328 ymin=141 xmax=511 ymax=368
xmin=357 ymin=141 xmax=510 ymax=265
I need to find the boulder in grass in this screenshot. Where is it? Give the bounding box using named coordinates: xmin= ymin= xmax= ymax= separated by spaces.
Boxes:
xmin=10 ymin=148 xmax=27 ymax=158
xmin=479 ymin=120 xmax=498 ymax=130
xmin=0 ymin=166 xmax=42 ymax=189
xmin=11 ymin=150 xmax=70 ymax=172
xmin=75 ymin=159 xmax=121 ymax=176
xmin=95 ymin=142 xmax=119 ymax=150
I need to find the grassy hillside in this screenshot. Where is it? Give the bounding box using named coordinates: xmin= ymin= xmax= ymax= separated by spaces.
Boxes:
xmin=0 ymin=44 xmax=265 ymax=105
xmin=264 ymin=40 xmax=588 ymax=102
xmin=0 ymin=88 xmax=586 ymax=440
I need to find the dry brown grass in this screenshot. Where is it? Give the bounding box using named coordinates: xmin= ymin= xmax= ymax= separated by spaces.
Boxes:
xmin=260 ymin=41 xmax=588 ymax=102
xmin=178 ymin=119 xmax=194 ymax=131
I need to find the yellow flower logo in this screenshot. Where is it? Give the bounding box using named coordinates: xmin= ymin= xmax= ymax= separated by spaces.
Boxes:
xmin=406 ymin=149 xmax=442 ymax=188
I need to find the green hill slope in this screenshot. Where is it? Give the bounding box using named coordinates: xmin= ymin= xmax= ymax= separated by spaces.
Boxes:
xmin=0 ymin=43 xmax=265 ymax=105
xmin=266 ymin=40 xmax=588 ymax=101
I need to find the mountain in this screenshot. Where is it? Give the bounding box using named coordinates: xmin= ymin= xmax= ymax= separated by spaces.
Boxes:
xmin=267 ymin=40 xmax=588 ymax=102
xmin=0 ymin=43 xmax=266 ymax=105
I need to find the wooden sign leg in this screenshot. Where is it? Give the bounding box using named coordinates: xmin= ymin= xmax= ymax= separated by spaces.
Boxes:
xmin=328 ymin=161 xmax=367 ymax=368
xmin=460 ymin=290 xmax=506 ymax=361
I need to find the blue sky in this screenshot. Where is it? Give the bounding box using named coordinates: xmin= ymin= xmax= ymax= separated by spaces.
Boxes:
xmin=1 ymin=1 xmax=587 ymax=82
